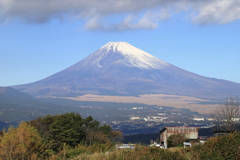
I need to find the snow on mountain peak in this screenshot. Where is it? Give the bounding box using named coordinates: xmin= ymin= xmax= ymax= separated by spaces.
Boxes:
xmin=78 ymin=42 xmax=170 ymax=70
xmin=101 ymin=42 xmax=129 ymax=52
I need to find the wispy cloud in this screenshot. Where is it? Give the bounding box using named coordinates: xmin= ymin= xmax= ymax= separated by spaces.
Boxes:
xmin=0 ymin=0 xmax=239 ymax=30
xmin=85 ymin=10 xmax=171 ymax=31
xmin=192 ymin=0 xmax=240 ymax=25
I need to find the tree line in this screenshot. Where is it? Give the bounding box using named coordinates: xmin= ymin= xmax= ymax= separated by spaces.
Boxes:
xmin=0 ymin=112 xmax=123 ymax=159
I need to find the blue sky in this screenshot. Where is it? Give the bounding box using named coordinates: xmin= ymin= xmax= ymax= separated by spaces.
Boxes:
xmin=1 ymin=0 xmax=240 ymax=86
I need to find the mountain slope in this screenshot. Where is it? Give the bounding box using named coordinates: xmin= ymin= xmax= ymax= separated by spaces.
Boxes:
xmin=72 ymin=42 xmax=169 ymax=70
xmin=13 ymin=42 xmax=240 ymax=100
xmin=0 ymin=87 xmax=34 ymax=99
xmin=0 ymin=87 xmax=86 ymax=121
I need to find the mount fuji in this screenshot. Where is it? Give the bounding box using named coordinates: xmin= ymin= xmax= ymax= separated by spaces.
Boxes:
xmin=14 ymin=42 xmax=240 ymax=100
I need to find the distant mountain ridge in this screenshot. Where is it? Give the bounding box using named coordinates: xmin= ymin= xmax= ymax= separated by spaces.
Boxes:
xmin=13 ymin=42 xmax=240 ymax=100
xmin=0 ymin=87 xmax=34 ymax=99
xmin=0 ymin=87 xmax=82 ymax=122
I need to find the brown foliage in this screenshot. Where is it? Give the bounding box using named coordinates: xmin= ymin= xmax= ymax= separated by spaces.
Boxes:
xmin=109 ymin=130 xmax=124 ymax=142
xmin=86 ymin=131 xmax=110 ymax=146
xmin=72 ymin=144 xmax=185 ymax=160
xmin=0 ymin=122 xmax=42 ymax=160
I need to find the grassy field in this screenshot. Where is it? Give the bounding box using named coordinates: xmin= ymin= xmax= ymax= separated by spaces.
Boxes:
xmin=64 ymin=94 xmax=218 ymax=114
xmin=71 ymin=144 xmax=185 ymax=160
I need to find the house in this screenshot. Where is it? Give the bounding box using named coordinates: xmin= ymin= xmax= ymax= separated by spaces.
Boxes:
xmin=159 ymin=127 xmax=199 ymax=148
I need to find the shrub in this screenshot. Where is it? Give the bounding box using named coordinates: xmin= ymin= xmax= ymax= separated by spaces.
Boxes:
xmin=72 ymin=144 xmax=187 ymax=160
xmin=29 ymin=112 xmax=122 ymax=158
xmin=0 ymin=122 xmax=42 ymax=160
xmin=189 ymin=132 xmax=240 ymax=159
xmin=167 ymin=134 xmax=185 ymax=148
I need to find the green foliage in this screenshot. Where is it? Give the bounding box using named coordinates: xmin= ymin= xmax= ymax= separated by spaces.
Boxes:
xmin=189 ymin=132 xmax=240 ymax=159
xmin=72 ymin=132 xmax=240 ymax=160
xmin=84 ymin=116 xmax=100 ymax=129
xmin=2 ymin=124 xmax=240 ymax=160
xmin=73 ymin=144 xmax=185 ymax=160
xmin=0 ymin=112 xmax=120 ymax=159
xmin=50 ymin=143 xmax=115 ymax=159
xmin=30 ymin=113 xmax=93 ymax=153
xmin=167 ymin=134 xmax=186 ymax=148
xmin=99 ymin=125 xmax=112 ymax=135
xmin=50 ymin=113 xmax=85 ymax=149
xmin=28 ymin=112 xmax=123 ymax=159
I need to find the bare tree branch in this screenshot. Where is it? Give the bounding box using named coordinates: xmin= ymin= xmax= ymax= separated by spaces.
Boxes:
xmin=213 ymin=96 xmax=240 ymax=131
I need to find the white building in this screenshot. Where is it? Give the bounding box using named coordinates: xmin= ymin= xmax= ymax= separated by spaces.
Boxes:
xmin=193 ymin=117 xmax=204 ymax=121
xmin=130 ymin=117 xmax=140 ymax=120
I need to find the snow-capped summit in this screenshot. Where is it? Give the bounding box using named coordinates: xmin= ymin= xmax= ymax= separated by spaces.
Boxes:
xmin=70 ymin=42 xmax=169 ymax=70
xmin=13 ymin=42 xmax=240 ymax=100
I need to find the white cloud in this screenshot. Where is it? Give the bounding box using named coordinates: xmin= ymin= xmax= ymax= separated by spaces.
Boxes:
xmin=193 ymin=0 xmax=240 ymax=24
xmin=85 ymin=10 xmax=171 ymax=31
xmin=84 ymin=16 xmax=101 ymax=30
xmin=0 ymin=0 xmax=240 ymax=30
